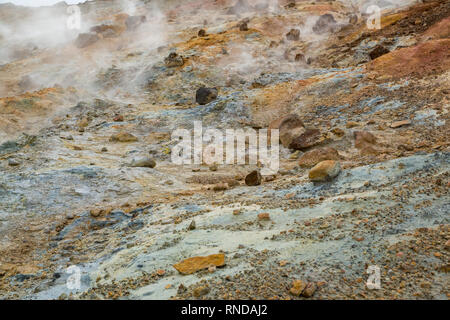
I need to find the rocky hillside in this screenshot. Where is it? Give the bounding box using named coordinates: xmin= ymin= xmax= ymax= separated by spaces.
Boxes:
xmin=0 ymin=0 xmax=448 ymax=300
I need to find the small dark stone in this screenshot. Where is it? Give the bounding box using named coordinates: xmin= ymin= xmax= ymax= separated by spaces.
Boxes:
xmin=195 ymin=87 xmax=218 ymax=105
xmin=286 ymin=28 xmax=300 ymax=41
xmin=369 ymin=45 xmax=390 ymax=60
xmin=245 ymin=170 xmax=262 ymax=186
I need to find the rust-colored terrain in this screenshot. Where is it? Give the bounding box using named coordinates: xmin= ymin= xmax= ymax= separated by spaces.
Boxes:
xmin=0 ymin=0 xmax=448 ymax=300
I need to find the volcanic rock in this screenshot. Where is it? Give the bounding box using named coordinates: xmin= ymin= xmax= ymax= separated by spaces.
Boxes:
xmin=245 ymin=170 xmax=262 ymax=186
xmin=173 ymin=254 xmax=225 ymax=275
xmin=74 ymin=33 xmax=100 ymax=48
xmin=309 ymin=160 xmax=341 ymax=182
xmin=298 ymin=147 xmax=340 ymax=168
xmin=196 ymin=87 xmax=218 ymax=105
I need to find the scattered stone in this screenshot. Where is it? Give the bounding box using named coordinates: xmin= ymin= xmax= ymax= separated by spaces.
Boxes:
xmin=289 ymin=128 xmax=321 ymax=150
xmin=369 ymin=45 xmax=390 ymax=60
xmin=331 ymin=127 xmax=345 ymax=137
xmin=313 ymin=14 xmax=337 ymax=34
xmin=109 ymin=132 xmax=138 ymax=142
xmin=177 ymin=284 xmax=187 ymax=294
xmin=346 ymin=121 xmax=360 ymax=128
xmin=390 ymin=120 xmax=411 ymax=128
xmin=213 ymin=183 xmax=229 ymax=192
xmin=269 ymin=114 xmax=305 ymax=148
xmin=74 ymin=33 xmax=99 ymax=48
xmin=295 ymin=53 xmax=306 ymax=62
xmin=101 ymin=147 xmax=108 ymax=152
xmin=156 ymin=269 xmax=165 ymax=276
xmin=245 ymin=170 xmax=262 ymax=186
xmin=129 ymin=157 xmax=156 ymax=168
xmin=302 ymin=282 xmax=317 ymax=298
xmin=113 ymin=115 xmax=124 ymax=122
xmin=289 ymin=280 xmax=307 ymax=296
xmin=298 ymin=147 xmax=340 ymax=168
xmin=164 ymin=52 xmax=185 ymax=68
xmin=196 ymin=87 xmax=218 ymax=105
xmin=173 ymin=253 xmax=225 ymax=275
xmin=238 ymin=21 xmax=249 ymax=31
xmin=209 ymin=163 xmax=218 ymax=171
xmin=198 ymin=29 xmax=206 ymax=37
xmin=8 ymin=159 xmax=20 ymax=166
xmin=309 ymin=160 xmax=341 ymax=182
xmin=257 ymin=213 xmax=270 ymax=221
xmin=188 ymin=220 xmax=196 ymax=231
xmin=286 ymin=28 xmax=300 ymax=41
xmin=193 ymin=285 xmax=210 ymax=297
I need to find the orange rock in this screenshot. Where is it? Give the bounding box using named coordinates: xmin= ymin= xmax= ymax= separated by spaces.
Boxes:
xmin=258 ymin=213 xmax=270 ymax=221
xmin=309 ymin=160 xmax=341 ymax=182
xmin=289 ymin=279 xmax=307 ymax=296
xmin=156 ymin=269 xmax=165 ymax=276
xmin=173 ymin=254 xmax=225 ymax=275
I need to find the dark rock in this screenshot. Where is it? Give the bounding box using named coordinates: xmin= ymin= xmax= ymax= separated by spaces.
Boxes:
xmin=295 ymin=53 xmax=306 ymax=62
xmin=238 ymin=21 xmax=249 ymax=31
xmin=196 ymin=87 xmax=218 ymax=105
xmin=245 ymin=170 xmax=262 ymax=186
xmin=129 ymin=157 xmax=156 ymax=168
xmin=198 ymin=29 xmax=207 ymax=37
xmin=269 ymin=114 xmax=305 ymax=148
xmin=286 ymin=28 xmax=300 ymax=41
xmin=74 ymin=33 xmax=100 ymax=48
xmin=313 ymin=14 xmax=337 ymax=34
xmin=369 ymin=45 xmax=390 ymax=60
xmin=164 ymin=52 xmax=185 ymax=68
xmin=289 ymin=128 xmax=321 ymax=150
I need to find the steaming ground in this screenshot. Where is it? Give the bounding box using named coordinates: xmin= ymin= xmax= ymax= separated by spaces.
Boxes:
xmin=0 ymin=0 xmax=449 ymax=300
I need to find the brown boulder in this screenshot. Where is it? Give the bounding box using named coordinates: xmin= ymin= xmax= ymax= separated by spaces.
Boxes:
xmin=74 ymin=33 xmax=99 ymax=48
xmin=369 ymin=45 xmax=390 ymax=60
xmin=289 ymin=128 xmax=321 ymax=150
xmin=269 ymin=114 xmax=305 ymax=148
xmin=298 ymin=147 xmax=340 ymax=168
xmin=309 ymin=160 xmax=341 ymax=182
xmin=245 ymin=170 xmax=262 ymax=186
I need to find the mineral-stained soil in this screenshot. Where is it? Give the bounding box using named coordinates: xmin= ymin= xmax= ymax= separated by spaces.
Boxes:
xmin=0 ymin=0 xmax=448 ymax=300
